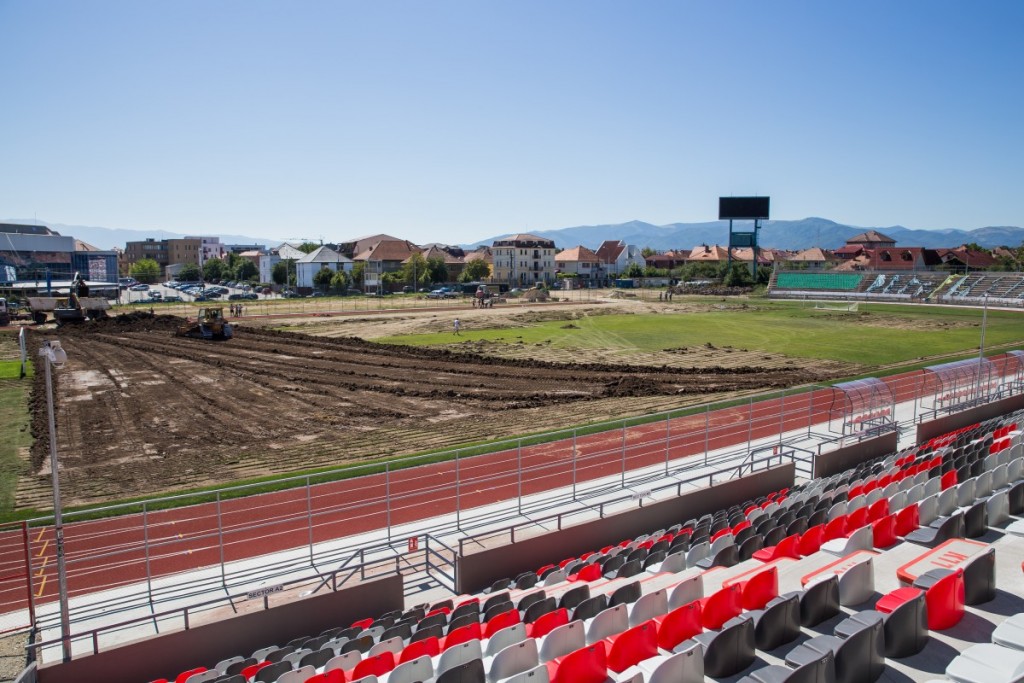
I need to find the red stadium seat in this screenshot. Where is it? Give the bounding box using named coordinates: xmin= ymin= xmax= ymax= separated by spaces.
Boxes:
xmin=350 ymin=617 xmax=373 ymax=630
xmin=547 ymin=642 xmax=608 ymax=683
xmin=699 ymin=584 xmax=743 ymax=630
xmin=527 ymin=606 xmax=568 ymax=639
xmin=738 ymin=566 xmax=779 ymax=611
xmin=350 ymin=651 xmax=395 ymax=681
xmin=604 ymin=620 xmax=658 ymax=673
xmin=653 ymin=600 xmax=702 ymax=650
xmin=400 ymin=635 xmax=440 ymax=663
xmin=442 ymin=622 xmax=481 ymax=651
xmin=872 ymin=514 xmax=898 ymax=549
xmin=866 ymin=499 xmax=889 ymax=523
xmin=241 ymin=662 xmax=271 ymax=680
xmin=941 ymin=470 xmax=958 ymax=491
xmin=752 ymin=534 xmax=800 ymax=562
xmin=915 ymin=568 xmax=966 ymax=630
xmin=303 ymin=671 xmax=344 ymax=683
xmin=846 ymin=507 xmax=869 ymax=531
xmin=175 ymin=669 xmax=205 ymax=683
xmin=798 ymin=525 xmax=825 ymax=556
xmin=823 ymin=516 xmax=848 ymax=542
xmin=484 ymin=608 xmax=521 ymax=638
xmin=894 ymin=504 xmax=920 ymax=537
xmin=568 ymin=563 xmax=602 ymax=583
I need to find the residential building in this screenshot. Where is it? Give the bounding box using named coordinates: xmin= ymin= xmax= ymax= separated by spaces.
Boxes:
xmin=845 ymin=230 xmax=897 ymax=249
xmin=783 ymin=247 xmax=834 ymax=269
xmin=491 ymin=234 xmax=556 ymax=286
xmin=644 ymin=250 xmax=687 ymax=271
xmin=414 ymin=245 xmax=465 ymax=282
xmin=338 ymin=234 xmax=402 ymax=259
xmin=595 ymin=240 xmax=646 ymax=277
xmin=555 ymin=245 xmax=602 ymax=283
xmin=296 ymin=246 xmax=353 ymax=289
xmin=353 ymin=239 xmax=420 ymax=292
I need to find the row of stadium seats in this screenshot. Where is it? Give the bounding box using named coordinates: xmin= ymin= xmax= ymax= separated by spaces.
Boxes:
xmin=148 ymin=411 xmax=1023 ymax=683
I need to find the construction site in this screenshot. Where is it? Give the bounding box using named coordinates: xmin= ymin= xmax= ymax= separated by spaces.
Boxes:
xmin=17 ymin=303 xmax=839 ymax=509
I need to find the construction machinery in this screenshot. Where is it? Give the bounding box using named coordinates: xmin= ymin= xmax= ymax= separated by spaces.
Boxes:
xmin=176 ymin=307 xmax=233 ymax=340
xmin=26 ymin=274 xmax=111 ymax=325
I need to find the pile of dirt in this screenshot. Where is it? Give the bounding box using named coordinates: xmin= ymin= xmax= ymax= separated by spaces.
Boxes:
xmin=602 ymin=375 xmax=663 ymax=398
xmin=671 ymin=284 xmax=753 ymax=296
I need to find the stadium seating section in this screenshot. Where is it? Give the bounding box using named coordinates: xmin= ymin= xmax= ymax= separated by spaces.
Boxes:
xmin=142 ymin=411 xmax=1024 ymax=683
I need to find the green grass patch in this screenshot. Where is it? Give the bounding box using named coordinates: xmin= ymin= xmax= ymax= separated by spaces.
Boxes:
xmin=0 ymin=377 xmax=33 ymax=518
xmin=379 ymin=301 xmax=1024 ymax=366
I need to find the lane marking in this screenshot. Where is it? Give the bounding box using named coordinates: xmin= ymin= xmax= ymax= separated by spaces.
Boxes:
xmin=36 ymin=540 xmax=48 ymax=557
xmin=34 ymin=529 xmax=45 ymax=543
xmin=34 ymin=575 xmax=46 ymax=598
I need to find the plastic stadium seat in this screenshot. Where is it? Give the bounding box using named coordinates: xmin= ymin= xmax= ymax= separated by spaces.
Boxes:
xmin=829 ymin=612 xmax=886 ymax=683
xmin=629 ymin=587 xmax=668 ymax=629
xmin=912 ymin=567 xmax=966 ymax=630
xmin=798 ymin=574 xmax=841 ymax=627
xmin=239 ymin=662 xmax=271 ymax=681
xmin=871 ymin=514 xmax=898 ymax=549
xmin=668 ymin=570 xmax=704 ymax=610
xmin=946 ymin=643 xmax=1024 ymax=683
xmin=524 ymin=597 xmax=557 ymax=625
xmin=894 ymin=503 xmax=920 ymax=537
xmin=435 ymin=640 xmax=483 ymax=680
xmin=538 ymin=620 xmax=584 ymax=663
xmin=350 ymin=651 xmax=395 ymax=681
xmin=484 ymin=608 xmax=521 ymax=638
xmin=747 ymin=592 xmax=801 ymax=651
xmin=962 ymin=546 xmax=997 ymax=605
xmin=617 ymin=642 xmax=704 ymax=683
xmin=941 ymin=470 xmax=958 ymax=490
xmin=752 ymin=534 xmax=800 ymax=563
xmin=585 ymin=604 xmax=629 ymax=644
xmin=546 ymin=642 xmax=607 ymax=683
xmin=963 ymin=500 xmax=989 ymax=538
xmin=571 ymin=595 xmax=607 ymax=622
xmin=488 ymin=639 xmax=539 ymax=683
xmin=993 ymin=613 xmax=1024 ymax=651
xmin=697 ymin=543 xmax=739 ymax=569
xmin=693 ymin=615 xmax=756 ymax=678
xmin=823 ymin=516 xmax=847 ymax=542
xmin=604 ymin=620 xmax=658 ymax=673
xmin=609 ymin=580 xmax=641 ymax=608
xmin=699 ymin=584 xmax=743 ymax=630
xmin=734 ymin=566 xmax=780 ymax=611
xmin=400 ymin=635 xmax=440 ymax=663
xmin=436 ymin=658 xmax=486 ymax=683
xmin=797 ymin=525 xmax=825 ymax=556
xmin=528 ymin=608 xmax=569 ymax=639
xmin=653 ymin=600 xmax=703 ymax=651
xmin=483 ymin=601 xmax=514 ymax=623
xmin=557 ymin=585 xmax=589 ymax=611
xmin=905 ymin=509 xmax=965 ymax=547
xmin=443 ymin=623 xmax=482 ymax=651
xmin=568 ymin=563 xmax=602 ymax=583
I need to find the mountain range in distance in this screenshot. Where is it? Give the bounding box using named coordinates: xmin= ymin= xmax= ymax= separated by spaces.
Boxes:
xmin=5 ymin=217 xmax=1024 ymax=253
xmin=468 ymin=217 xmax=1024 ymax=252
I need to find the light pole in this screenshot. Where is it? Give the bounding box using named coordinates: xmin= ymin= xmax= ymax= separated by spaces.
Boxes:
xmin=39 ymin=340 xmax=71 ymax=662
xmin=975 ymin=293 xmax=989 ymax=404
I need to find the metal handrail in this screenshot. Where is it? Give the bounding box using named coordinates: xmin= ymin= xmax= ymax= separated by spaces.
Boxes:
xmin=457 ymin=453 xmax=787 ymax=555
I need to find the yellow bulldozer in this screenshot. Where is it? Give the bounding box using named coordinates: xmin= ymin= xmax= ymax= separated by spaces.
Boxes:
xmin=176 ymin=307 xmax=234 ymax=340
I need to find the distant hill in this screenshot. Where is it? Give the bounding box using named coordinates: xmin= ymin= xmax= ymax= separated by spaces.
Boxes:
xmin=1 ymin=219 xmax=276 ymax=251
xmin=467 ymin=218 xmax=1024 ymax=252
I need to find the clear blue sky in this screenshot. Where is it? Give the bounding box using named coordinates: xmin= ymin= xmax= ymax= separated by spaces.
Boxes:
xmin=1 ymin=1 xmax=1022 ymax=245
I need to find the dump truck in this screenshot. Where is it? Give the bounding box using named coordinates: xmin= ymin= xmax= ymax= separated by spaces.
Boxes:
xmin=176 ymin=307 xmax=233 ymax=340
xmin=26 ymin=273 xmax=110 ymax=325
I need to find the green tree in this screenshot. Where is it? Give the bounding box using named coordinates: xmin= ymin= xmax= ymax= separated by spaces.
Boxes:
xmin=622 ymin=262 xmax=644 ymax=278
xmin=129 ymin=258 xmax=161 ymax=283
xmin=313 ymin=266 xmax=334 ymax=292
xmin=402 ymin=253 xmax=428 ymax=286
xmin=271 ymin=260 xmax=292 ymax=286
xmin=350 ymin=261 xmax=365 ymax=289
xmin=641 ymin=246 xmax=657 ymax=258
xmin=177 ymin=262 xmax=202 ymax=282
xmin=426 ymin=256 xmax=448 ymax=284
xmin=644 ymin=266 xmax=667 ymax=277
xmin=202 ymin=258 xmax=226 ymax=281
xmin=298 ymin=242 xmax=319 ymax=254
xmin=459 ymin=258 xmax=490 ymax=282
xmin=723 ymin=263 xmax=754 ymax=287
xmin=330 ymin=269 xmax=350 ymax=292
xmin=234 ymin=259 xmax=258 ymax=282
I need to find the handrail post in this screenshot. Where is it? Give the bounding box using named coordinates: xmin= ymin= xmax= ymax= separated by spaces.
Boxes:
xmin=571 ymin=431 xmax=577 ymax=501
xmin=143 ymin=502 xmax=154 ymax=607
xmin=621 ymin=420 xmax=627 ymax=487
xmin=517 ymin=440 xmax=523 ymax=514
xmin=455 ymin=450 xmax=461 ymax=530
xmin=306 ymin=476 xmax=314 ymax=566
xmin=215 ymin=493 xmax=226 ymax=587
xmin=386 ymin=462 xmax=391 ymax=543
xmin=665 ymin=413 xmax=671 ymax=475
xmin=22 ymin=521 xmax=36 ymax=627
xmin=704 ymin=405 xmax=710 ymax=465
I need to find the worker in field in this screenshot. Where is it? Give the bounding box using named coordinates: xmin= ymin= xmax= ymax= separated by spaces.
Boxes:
xmin=453 ymin=318 xmax=461 ymax=335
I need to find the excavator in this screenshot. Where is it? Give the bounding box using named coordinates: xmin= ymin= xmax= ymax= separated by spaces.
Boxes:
xmin=176 ymin=307 xmax=234 ymax=340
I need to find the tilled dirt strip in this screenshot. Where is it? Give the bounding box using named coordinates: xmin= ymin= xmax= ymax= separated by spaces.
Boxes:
xmin=23 ymin=314 xmax=831 ymax=507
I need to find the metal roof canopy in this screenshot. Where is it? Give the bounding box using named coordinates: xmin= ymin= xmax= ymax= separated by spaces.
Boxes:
xmin=828 ymin=377 xmax=895 ymax=435
xmin=921 ymin=357 xmax=998 ymax=413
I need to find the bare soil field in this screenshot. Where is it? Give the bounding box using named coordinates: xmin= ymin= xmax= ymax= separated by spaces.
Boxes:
xmin=18 ymin=300 xmax=846 ymax=509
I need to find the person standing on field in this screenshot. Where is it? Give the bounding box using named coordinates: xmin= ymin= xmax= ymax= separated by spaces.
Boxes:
xmin=453 ymin=318 xmax=461 ymax=335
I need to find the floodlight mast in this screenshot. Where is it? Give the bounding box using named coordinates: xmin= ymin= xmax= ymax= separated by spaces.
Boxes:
xmin=39 ymin=340 xmax=72 ymax=662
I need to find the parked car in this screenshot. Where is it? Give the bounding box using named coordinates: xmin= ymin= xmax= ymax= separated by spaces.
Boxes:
xmin=130 ymin=284 xmax=150 ymax=291
xmin=163 ymin=295 xmax=183 ymax=303
xmin=228 ymin=293 xmax=244 ymax=300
